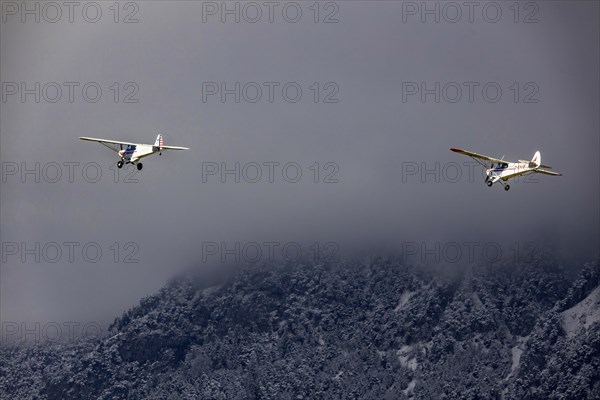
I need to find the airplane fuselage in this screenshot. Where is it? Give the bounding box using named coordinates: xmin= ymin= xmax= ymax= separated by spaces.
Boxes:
xmin=118 ymin=144 xmax=160 ymax=164
xmin=485 ymin=162 xmax=537 ymax=183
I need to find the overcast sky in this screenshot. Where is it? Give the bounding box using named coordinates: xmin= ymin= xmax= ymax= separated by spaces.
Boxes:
xmin=1 ymin=1 xmax=598 ymax=331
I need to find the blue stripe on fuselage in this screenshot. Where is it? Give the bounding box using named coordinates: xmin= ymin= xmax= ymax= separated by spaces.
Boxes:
xmin=124 ymin=145 xmax=136 ymax=155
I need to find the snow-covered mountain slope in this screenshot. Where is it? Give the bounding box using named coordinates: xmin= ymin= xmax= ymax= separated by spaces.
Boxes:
xmin=1 ymin=258 xmax=598 ymax=399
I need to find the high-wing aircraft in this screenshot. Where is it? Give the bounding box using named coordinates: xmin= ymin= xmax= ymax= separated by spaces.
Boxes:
xmin=79 ymin=134 xmax=189 ymax=170
xmin=450 ymin=148 xmax=562 ymax=191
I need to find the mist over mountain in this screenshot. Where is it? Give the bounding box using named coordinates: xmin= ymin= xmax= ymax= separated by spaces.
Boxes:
xmin=1 ymin=254 xmax=598 ymax=399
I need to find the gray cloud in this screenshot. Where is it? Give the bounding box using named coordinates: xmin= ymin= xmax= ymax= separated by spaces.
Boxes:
xmin=1 ymin=1 xmax=598 ymax=328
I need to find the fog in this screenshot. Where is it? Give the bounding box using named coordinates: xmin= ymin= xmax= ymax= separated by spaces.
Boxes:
xmin=1 ymin=1 xmax=598 ymax=331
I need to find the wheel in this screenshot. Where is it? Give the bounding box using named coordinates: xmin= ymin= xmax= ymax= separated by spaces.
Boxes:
xmin=504 ymin=184 xmax=510 ymax=191
xmin=117 ymin=160 xmax=124 ymax=169
xmin=486 ymin=180 xmax=493 ymax=187
xmin=137 ymin=163 xmax=143 ymax=171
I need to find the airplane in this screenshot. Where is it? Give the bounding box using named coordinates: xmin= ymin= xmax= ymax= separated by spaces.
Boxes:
xmin=79 ymin=134 xmax=189 ymax=171
xmin=450 ymin=148 xmax=562 ymax=191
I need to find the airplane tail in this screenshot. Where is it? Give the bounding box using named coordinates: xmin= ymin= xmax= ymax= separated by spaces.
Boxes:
xmin=531 ymin=151 xmax=541 ymax=168
xmin=154 ymin=134 xmax=164 ymax=152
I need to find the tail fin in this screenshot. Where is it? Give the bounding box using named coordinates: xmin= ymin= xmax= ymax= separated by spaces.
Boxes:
xmin=531 ymin=151 xmax=541 ymax=168
xmin=154 ymin=134 xmax=164 ymax=151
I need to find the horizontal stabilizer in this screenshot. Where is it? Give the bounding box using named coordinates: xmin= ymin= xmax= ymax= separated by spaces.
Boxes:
xmin=535 ymin=169 xmax=562 ymax=176
xmin=519 ymin=159 xmax=552 ymax=169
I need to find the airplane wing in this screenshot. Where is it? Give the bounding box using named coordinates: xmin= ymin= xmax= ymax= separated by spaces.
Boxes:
xmin=79 ymin=137 xmax=138 ymax=146
xmin=160 ymin=145 xmax=190 ymax=151
xmin=79 ymin=136 xmax=139 ymax=153
xmin=450 ymin=148 xmax=505 ymax=164
xmin=535 ymin=169 xmax=562 ymax=176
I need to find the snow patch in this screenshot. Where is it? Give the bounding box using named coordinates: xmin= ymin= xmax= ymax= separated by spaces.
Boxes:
xmin=407 ymin=358 xmax=417 ymax=371
xmin=202 ymin=285 xmax=221 ymax=296
xmin=395 ymin=291 xmax=415 ymax=312
xmin=505 ymin=336 xmax=526 ymax=381
xmin=471 ymin=293 xmax=484 ymax=309
xmin=511 ymin=346 xmax=523 ymax=374
xmin=403 ymin=379 xmax=416 ymax=396
xmin=399 ymin=344 xmax=412 ymax=353
xmin=397 ymin=345 xmax=417 ymax=370
xmin=562 ymin=286 xmax=600 ymax=338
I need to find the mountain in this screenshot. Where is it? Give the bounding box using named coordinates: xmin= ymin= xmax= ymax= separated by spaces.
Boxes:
xmin=1 ymin=256 xmax=599 ymax=399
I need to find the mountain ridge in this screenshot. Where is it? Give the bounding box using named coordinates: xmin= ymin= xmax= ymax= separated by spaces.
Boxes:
xmin=1 ymin=257 xmax=598 ymax=399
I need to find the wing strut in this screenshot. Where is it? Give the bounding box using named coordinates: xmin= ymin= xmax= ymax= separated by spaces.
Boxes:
xmin=98 ymin=141 xmax=124 ymax=152
xmin=468 ymin=156 xmax=491 ymax=169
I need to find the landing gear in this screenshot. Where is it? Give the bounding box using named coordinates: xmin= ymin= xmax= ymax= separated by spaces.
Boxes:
xmin=137 ymin=163 xmax=143 ymax=171
xmin=117 ymin=160 xmax=124 ymax=169
xmin=498 ymin=180 xmax=510 ymax=191
xmin=486 ymin=180 xmax=493 ymax=187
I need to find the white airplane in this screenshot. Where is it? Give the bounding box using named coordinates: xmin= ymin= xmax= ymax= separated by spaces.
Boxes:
xmin=450 ymin=148 xmax=562 ymax=191
xmin=79 ymin=134 xmax=189 ymax=171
